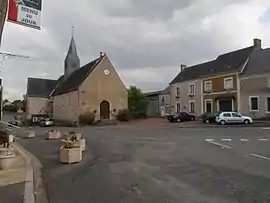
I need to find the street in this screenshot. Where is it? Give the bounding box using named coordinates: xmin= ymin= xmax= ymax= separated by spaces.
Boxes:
xmin=18 ymin=124 xmax=270 ymax=203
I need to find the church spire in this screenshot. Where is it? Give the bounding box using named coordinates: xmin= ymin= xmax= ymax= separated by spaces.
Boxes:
xmin=64 ymin=26 xmax=80 ymax=79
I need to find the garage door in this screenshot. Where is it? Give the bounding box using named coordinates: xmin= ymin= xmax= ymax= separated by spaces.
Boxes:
xmin=219 ymin=99 xmax=233 ymax=112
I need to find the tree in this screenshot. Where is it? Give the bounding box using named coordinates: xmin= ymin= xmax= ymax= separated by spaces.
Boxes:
xmin=128 ymin=86 xmax=149 ymax=118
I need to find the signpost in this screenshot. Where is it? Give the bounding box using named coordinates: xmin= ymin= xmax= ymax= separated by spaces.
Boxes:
xmin=7 ymin=0 xmax=42 ymax=30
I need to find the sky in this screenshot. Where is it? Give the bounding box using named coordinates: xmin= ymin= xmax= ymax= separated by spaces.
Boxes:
xmin=1 ymin=0 xmax=270 ymax=101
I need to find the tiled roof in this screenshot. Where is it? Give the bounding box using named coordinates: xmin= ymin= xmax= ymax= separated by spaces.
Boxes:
xmin=53 ymin=57 xmax=102 ymax=95
xmin=170 ymin=46 xmax=255 ymax=84
xmin=241 ymin=48 xmax=270 ymax=76
xmin=27 ymin=78 xmax=58 ymax=98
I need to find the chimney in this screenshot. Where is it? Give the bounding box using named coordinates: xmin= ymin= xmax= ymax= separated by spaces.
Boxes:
xmin=181 ymin=64 xmax=187 ymax=72
xmin=253 ymin=38 xmax=262 ymax=50
xmin=100 ymin=52 xmax=103 ymax=57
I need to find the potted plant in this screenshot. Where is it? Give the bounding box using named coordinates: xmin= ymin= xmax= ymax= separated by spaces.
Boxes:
xmin=62 ymin=131 xmax=85 ymax=151
xmin=60 ymin=134 xmax=82 ymax=164
xmin=46 ymin=129 xmax=60 ymax=140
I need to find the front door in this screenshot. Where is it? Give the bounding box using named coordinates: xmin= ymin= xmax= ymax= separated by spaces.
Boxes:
xmin=219 ymin=99 xmax=233 ymax=112
xmin=100 ymin=100 xmax=110 ymax=119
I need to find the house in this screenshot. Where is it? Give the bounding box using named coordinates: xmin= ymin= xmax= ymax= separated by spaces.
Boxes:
xmin=145 ymin=86 xmax=171 ymax=117
xmin=25 ymin=35 xmax=128 ymax=124
xmin=239 ymin=47 xmax=270 ymax=119
xmin=170 ymin=38 xmax=262 ymax=115
xmin=170 ymin=62 xmax=215 ymax=116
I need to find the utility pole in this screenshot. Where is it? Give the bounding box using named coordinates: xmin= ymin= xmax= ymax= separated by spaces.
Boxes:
xmin=0 ymin=0 xmax=8 ymax=47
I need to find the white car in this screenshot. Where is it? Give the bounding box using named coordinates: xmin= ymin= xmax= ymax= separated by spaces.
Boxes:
xmin=215 ymin=112 xmax=253 ymax=125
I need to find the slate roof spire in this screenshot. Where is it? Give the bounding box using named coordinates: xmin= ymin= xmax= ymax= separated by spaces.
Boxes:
xmin=64 ymin=26 xmax=80 ymax=79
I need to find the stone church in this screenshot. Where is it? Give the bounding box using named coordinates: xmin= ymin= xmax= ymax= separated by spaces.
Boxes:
xmin=25 ymin=36 xmax=128 ymax=124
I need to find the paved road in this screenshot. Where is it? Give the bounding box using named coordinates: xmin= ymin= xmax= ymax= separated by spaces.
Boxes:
xmin=18 ymin=125 xmax=270 ymax=203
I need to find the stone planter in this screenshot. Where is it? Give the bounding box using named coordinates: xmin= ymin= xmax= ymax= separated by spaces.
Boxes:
xmin=0 ymin=150 xmax=16 ymax=170
xmin=80 ymin=138 xmax=86 ymax=151
xmin=60 ymin=146 xmax=82 ymax=164
xmin=47 ymin=130 xmax=60 ymax=140
xmin=25 ymin=131 xmax=35 ymax=139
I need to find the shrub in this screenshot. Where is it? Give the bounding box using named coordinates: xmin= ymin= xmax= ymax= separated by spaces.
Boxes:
xmin=79 ymin=111 xmax=95 ymax=125
xmin=116 ymin=109 xmax=132 ymax=122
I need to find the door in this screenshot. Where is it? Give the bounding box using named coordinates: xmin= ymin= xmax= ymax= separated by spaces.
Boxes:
xmin=231 ymin=112 xmax=242 ymax=123
xmin=205 ymin=101 xmax=212 ymax=113
xmin=100 ymin=100 xmax=110 ymax=119
xmin=219 ymin=99 xmax=233 ymax=112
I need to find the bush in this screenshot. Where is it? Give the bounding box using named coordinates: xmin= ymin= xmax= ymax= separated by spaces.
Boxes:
xmin=116 ymin=109 xmax=132 ymax=122
xmin=79 ymin=111 xmax=95 ymax=125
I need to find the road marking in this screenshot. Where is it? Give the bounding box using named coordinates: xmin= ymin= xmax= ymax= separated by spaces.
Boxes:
xmin=205 ymin=139 xmax=215 ymax=142
xmin=250 ymin=153 xmax=270 ymax=161
xmin=262 ymin=127 xmax=270 ymax=130
xmin=240 ymin=139 xmax=249 ymax=142
xmin=205 ymin=139 xmax=232 ymax=149
xmin=258 ymin=139 xmax=268 ymax=141
xmin=221 ymin=139 xmax=232 ymax=142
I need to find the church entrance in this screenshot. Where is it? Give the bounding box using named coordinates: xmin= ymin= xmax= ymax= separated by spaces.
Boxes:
xmin=100 ymin=100 xmax=110 ymax=119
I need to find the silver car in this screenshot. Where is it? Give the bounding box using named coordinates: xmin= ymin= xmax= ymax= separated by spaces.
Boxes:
xmin=40 ymin=118 xmax=54 ymax=127
xmin=215 ymin=112 xmax=253 ymax=125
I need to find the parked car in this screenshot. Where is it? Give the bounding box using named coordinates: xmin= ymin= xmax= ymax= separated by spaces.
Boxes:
xmin=8 ymin=120 xmax=20 ymax=127
xmin=39 ymin=118 xmax=54 ymax=127
xmin=201 ymin=112 xmax=221 ymax=123
xmin=215 ymin=112 xmax=253 ymax=125
xmin=167 ymin=112 xmax=196 ymax=123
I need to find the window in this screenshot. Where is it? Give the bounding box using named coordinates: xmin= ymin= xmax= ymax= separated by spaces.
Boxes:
xmin=165 ymin=106 xmax=170 ymax=114
xmin=267 ymin=97 xmax=270 ymax=112
xmin=176 ymin=103 xmax=181 ymax=112
xmin=161 ymin=96 xmax=165 ymax=106
xmin=204 ymin=81 xmax=212 ymax=92
xmin=224 ymin=77 xmax=233 ymax=89
xmin=249 ymin=96 xmax=259 ymax=111
xmin=189 ymin=101 xmax=195 ymax=113
xmin=232 ymin=113 xmax=241 ymax=117
xmin=176 ymin=87 xmax=180 ymax=96
xmin=223 ymin=113 xmax=232 ymax=117
xmin=189 ymin=84 xmax=195 ymax=95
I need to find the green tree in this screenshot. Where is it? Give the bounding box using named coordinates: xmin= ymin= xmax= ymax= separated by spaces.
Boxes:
xmin=128 ymin=86 xmax=149 ymax=118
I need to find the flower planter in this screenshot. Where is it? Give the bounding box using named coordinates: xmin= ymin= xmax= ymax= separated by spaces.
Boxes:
xmin=60 ymin=146 xmax=82 ymax=164
xmin=47 ymin=130 xmax=60 ymax=140
xmin=25 ymin=131 xmax=35 ymax=139
xmin=0 ymin=150 xmax=16 ymax=170
xmin=80 ymin=138 xmax=86 ymax=151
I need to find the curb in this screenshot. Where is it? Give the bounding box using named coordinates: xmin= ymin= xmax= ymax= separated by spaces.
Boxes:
xmin=176 ymin=123 xmax=270 ymax=129
xmin=13 ymin=143 xmax=48 ymax=203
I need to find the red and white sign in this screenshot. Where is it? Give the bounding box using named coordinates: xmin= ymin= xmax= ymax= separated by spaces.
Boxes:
xmin=7 ymin=0 xmax=42 ymax=30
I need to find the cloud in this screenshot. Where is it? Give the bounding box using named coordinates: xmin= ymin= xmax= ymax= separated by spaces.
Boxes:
xmin=1 ymin=0 xmax=270 ymax=100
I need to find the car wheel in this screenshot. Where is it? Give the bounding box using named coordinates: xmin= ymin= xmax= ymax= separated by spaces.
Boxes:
xmin=177 ymin=118 xmax=181 ymax=123
xmin=244 ymin=119 xmax=250 ymax=124
xmin=206 ymin=119 xmax=210 ymax=124
xmin=220 ymin=120 xmax=226 ymax=125
xmin=191 ymin=117 xmax=195 ymax=121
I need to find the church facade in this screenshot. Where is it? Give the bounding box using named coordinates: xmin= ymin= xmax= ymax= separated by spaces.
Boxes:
xmin=25 ymin=36 xmax=128 ymax=124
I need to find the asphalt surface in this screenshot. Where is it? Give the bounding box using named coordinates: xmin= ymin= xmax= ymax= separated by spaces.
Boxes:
xmin=17 ymin=124 xmax=270 ymax=203
xmin=0 ymin=182 xmax=25 ymax=203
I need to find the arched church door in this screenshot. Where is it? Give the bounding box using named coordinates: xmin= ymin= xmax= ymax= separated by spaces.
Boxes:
xmin=100 ymin=100 xmax=110 ymax=119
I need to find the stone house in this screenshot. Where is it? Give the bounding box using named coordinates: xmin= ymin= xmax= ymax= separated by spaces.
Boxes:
xmin=170 ymin=38 xmax=262 ymax=116
xmin=25 ymin=36 xmax=127 ymax=124
xmin=239 ymin=47 xmax=270 ymax=119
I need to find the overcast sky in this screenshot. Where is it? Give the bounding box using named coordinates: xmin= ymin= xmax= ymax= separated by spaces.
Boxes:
xmin=2 ymin=0 xmax=270 ymax=100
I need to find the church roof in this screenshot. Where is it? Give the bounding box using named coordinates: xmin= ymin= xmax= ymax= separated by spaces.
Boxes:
xmin=53 ymin=56 xmax=102 ymax=95
xmin=26 ymin=78 xmax=58 ymax=98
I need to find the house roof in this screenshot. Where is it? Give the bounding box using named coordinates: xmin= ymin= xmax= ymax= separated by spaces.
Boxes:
xmin=27 ymin=78 xmax=58 ymax=98
xmin=170 ymin=46 xmax=255 ymax=84
xmin=241 ymin=48 xmax=270 ymax=76
xmin=53 ymin=57 xmax=102 ymax=95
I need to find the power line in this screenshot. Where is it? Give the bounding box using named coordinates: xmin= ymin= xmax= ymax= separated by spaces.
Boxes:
xmin=0 ymin=51 xmax=30 ymax=63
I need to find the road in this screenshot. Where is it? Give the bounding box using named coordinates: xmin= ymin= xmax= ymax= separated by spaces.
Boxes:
xmin=17 ymin=124 xmax=270 ymax=203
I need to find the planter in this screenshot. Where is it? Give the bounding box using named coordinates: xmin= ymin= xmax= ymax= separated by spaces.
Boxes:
xmin=60 ymin=146 xmax=82 ymax=164
xmin=8 ymin=134 xmax=14 ymax=143
xmin=0 ymin=150 xmax=16 ymax=170
xmin=47 ymin=130 xmax=60 ymax=140
xmin=25 ymin=131 xmax=35 ymax=139
xmin=80 ymin=138 xmax=86 ymax=151
xmin=63 ymin=132 xmax=81 ymax=140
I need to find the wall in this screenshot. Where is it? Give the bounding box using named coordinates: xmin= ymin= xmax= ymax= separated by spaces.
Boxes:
xmin=53 ymin=90 xmax=79 ymax=121
xmin=79 ymin=56 xmax=128 ymax=120
xmin=26 ymin=97 xmax=49 ymax=119
xmin=170 ymin=79 xmax=202 ymax=116
xmin=240 ymin=74 xmax=270 ymax=118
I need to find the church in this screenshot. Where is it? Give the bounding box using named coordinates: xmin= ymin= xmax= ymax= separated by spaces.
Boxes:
xmin=25 ymin=36 xmax=128 ymax=124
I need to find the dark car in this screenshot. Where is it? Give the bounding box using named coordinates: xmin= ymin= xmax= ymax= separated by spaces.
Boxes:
xmin=201 ymin=112 xmax=221 ymax=123
xmin=167 ymin=112 xmax=196 ymax=123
